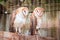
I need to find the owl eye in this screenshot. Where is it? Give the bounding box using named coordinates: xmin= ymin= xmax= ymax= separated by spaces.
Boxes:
xmin=23 ymin=10 xmax=26 ymax=13
xmin=22 ymin=10 xmax=26 ymax=14
xmin=37 ymin=10 xmax=38 ymax=13
xmin=35 ymin=9 xmax=39 ymax=13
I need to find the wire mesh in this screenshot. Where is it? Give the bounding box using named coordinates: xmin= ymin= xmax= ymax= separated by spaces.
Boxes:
xmin=0 ymin=0 xmax=60 ymax=40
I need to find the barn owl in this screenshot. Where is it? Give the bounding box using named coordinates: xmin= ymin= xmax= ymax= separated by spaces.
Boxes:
xmin=33 ymin=7 xmax=45 ymax=29
xmin=33 ymin=7 xmax=45 ymax=36
xmin=10 ymin=7 xmax=31 ymax=35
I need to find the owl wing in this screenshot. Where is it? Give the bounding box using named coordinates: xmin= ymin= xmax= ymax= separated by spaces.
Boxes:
xmin=9 ymin=10 xmax=16 ymax=32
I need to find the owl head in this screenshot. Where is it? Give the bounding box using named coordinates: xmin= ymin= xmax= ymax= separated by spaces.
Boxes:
xmin=16 ymin=7 xmax=29 ymax=17
xmin=33 ymin=7 xmax=45 ymax=18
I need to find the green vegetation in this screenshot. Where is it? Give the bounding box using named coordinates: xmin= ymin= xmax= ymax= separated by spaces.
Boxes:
xmin=0 ymin=0 xmax=3 ymax=2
